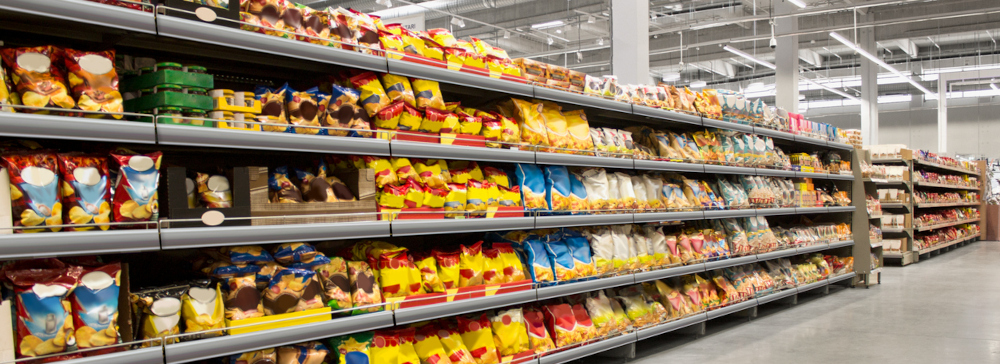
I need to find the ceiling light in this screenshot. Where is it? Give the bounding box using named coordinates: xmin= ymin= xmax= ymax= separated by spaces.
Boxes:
xmin=788 ymin=0 xmax=807 ymax=8
xmin=503 ymin=30 xmax=510 ymax=39
xmin=746 ymin=82 xmax=765 ymax=91
xmin=802 ymin=77 xmax=859 ymax=101
xmin=597 ymin=38 xmax=604 ymax=46
xmin=374 ymin=0 xmax=391 ymax=6
xmin=547 ymin=37 xmax=554 ymax=45
xmin=451 ymin=17 xmax=465 ymax=28
xmin=799 ymin=94 xmax=806 ymax=100
xmin=576 ymin=51 xmax=583 ymax=62
xmin=723 ymin=45 xmax=776 ymax=70
xmin=992 ymin=83 xmax=999 ymax=91
xmin=662 ymin=72 xmax=681 ymax=81
xmin=531 ymin=20 xmax=565 ymax=30
xmin=830 ymin=31 xmax=937 ymax=98
xmin=690 ymin=80 xmax=707 ymax=88
xmin=588 ymin=15 xmax=596 ymax=24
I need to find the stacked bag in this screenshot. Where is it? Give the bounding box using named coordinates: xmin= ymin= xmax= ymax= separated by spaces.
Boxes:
xmin=0 ymin=46 xmax=123 ymax=117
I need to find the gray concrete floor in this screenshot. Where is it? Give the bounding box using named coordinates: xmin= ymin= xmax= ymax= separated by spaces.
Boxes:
xmin=621 ymin=240 xmax=1000 ymax=364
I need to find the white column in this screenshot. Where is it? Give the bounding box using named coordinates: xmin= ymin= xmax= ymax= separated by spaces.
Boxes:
xmin=774 ymin=1 xmax=799 ymax=113
xmin=611 ymin=0 xmax=649 ymax=85
xmin=859 ymin=16 xmax=879 ymax=145
xmin=937 ymin=78 xmax=947 ymax=153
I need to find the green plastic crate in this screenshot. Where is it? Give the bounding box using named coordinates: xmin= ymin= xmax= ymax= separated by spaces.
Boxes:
xmin=121 ymin=70 xmax=214 ymax=91
xmin=124 ymin=92 xmax=213 ymax=112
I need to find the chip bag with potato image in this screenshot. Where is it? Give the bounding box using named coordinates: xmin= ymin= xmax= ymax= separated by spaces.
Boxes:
xmin=71 ymin=263 xmax=121 ymax=349
xmin=3 ymin=152 xmax=64 ymax=233
xmin=7 ymin=262 xmax=83 ymax=358
xmin=111 ymin=151 xmax=162 ymax=223
xmin=0 ymin=46 xmax=76 ymax=113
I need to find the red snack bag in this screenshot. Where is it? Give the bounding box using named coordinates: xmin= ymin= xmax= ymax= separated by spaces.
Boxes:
xmin=110 ymin=151 xmax=162 ymax=223
xmin=374 ymin=99 xmax=404 ymax=130
xmin=455 ymin=110 xmax=482 ymax=135
xmin=6 ymin=261 xmax=84 ymax=359
xmin=432 ymin=249 xmax=461 ymax=290
xmin=523 ymin=307 xmax=555 ymax=353
xmin=71 ymin=263 xmax=122 ymax=350
xmin=3 ymin=152 xmax=63 ymax=232
xmin=403 ymin=177 xmax=425 ymax=209
xmin=542 ymin=304 xmax=578 ymax=347
xmin=456 ymin=313 xmax=500 ymax=364
xmin=420 ymin=107 xmax=459 ymax=134
xmin=63 ymin=49 xmax=123 ymax=118
xmin=0 ymin=46 xmax=76 ymax=112
xmin=58 ymin=154 xmax=111 ymax=231
xmin=571 ymin=303 xmax=597 ymax=342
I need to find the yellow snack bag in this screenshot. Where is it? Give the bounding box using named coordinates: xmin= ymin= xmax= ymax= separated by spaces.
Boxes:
xmin=510 ymin=99 xmax=549 ymax=150
xmin=483 ymin=166 xmax=510 ymax=188
xmin=397 ymin=328 xmax=422 ymax=364
xmin=466 ymin=180 xmax=490 ymax=217
xmin=181 ymin=281 xmax=225 ymax=337
xmin=498 ymin=185 xmax=522 ymax=207
xmin=379 ymin=184 xmax=407 ymax=209
xmin=403 ymin=178 xmax=425 ymax=208
xmin=536 ymin=100 xmax=571 ymax=151
xmin=375 ymin=100 xmax=404 ymax=129
xmin=423 ymin=185 xmax=448 ymax=209
xmin=563 ymin=110 xmax=594 ymax=152
xmin=495 ymin=243 xmax=526 ymax=282
xmin=413 ymin=325 xmax=454 ymax=364
xmin=381 ymin=73 xmax=416 ymax=107
xmin=412 ymin=78 xmax=446 ymax=110
xmin=456 ymin=110 xmax=483 ymax=135
xmin=482 ymin=247 xmax=506 ymax=285
xmin=350 ymin=72 xmax=390 ymax=117
xmin=393 ymin=157 xmax=418 ymax=181
xmin=448 ymin=161 xmax=484 ymax=183
xmin=397 ymin=102 xmax=424 ymax=131
xmin=459 ymin=241 xmax=485 ymax=287
xmin=428 ymin=28 xmax=458 ymax=47
xmin=414 ymin=158 xmax=448 ymax=189
xmin=364 ymin=156 xmax=398 ymax=187
xmin=399 ymin=29 xmax=427 ymax=57
xmin=481 ymin=116 xmax=503 ymax=148
xmin=432 ymin=249 xmax=462 ymax=289
xmin=498 ymin=114 xmax=521 ymax=146
xmin=413 ymin=252 xmax=445 ymax=293
xmin=444 ymin=183 xmax=468 ymax=218
xmin=438 ymin=327 xmax=477 ymax=364
xmin=420 ymin=108 xmax=460 ymax=134
xmin=376 ymin=248 xmax=418 ymax=299
xmin=457 ymin=314 xmax=500 ymax=364
xmin=371 ymin=331 xmax=401 ymax=364
xmin=490 ymin=308 xmax=530 ymax=356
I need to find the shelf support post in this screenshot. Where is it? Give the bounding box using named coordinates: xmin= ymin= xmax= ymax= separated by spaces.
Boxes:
xmin=611 ymin=0 xmax=650 ymax=84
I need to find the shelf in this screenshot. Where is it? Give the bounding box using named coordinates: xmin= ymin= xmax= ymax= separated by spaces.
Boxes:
xmin=703 ymin=209 xmax=757 ymax=219
xmin=912 ymin=181 xmax=979 ymax=191
xmin=633 ymin=159 xmax=706 ymax=173
xmin=755 ymin=288 xmax=798 ymax=305
xmin=828 ymin=240 xmax=856 ymax=249
xmin=534 ymin=213 xmax=634 ymax=229
xmin=826 ymin=173 xmax=856 ymax=181
xmin=917 ymin=233 xmax=980 ymax=255
xmin=60 ymin=346 xmax=164 ymax=364
xmin=881 ymin=227 xmax=909 ymax=233
xmin=163 ymin=310 xmax=395 ymax=363
xmin=155 ymin=14 xmax=389 ymax=72
xmin=532 ymin=87 xmax=632 ymax=114
xmin=386 ymin=58 xmax=534 ymax=97
xmin=828 ymin=206 xmax=856 ymax=213
xmin=755 ymin=168 xmax=797 ymax=178
xmin=912 ymin=159 xmax=979 ymax=175
xmin=796 ymin=207 xmax=829 ymax=214
xmin=883 ymin=252 xmax=904 ymax=259
xmin=633 ymin=263 xmax=706 ymax=283
xmin=756 ymin=208 xmax=798 ymax=216
xmin=157 ymin=123 xmax=392 ymax=156
xmin=914 ymin=218 xmax=980 ymax=232
xmin=536 ymin=274 xmax=636 ymax=301
xmin=704 ymin=165 xmax=756 ymax=175
xmin=863 ymin=178 xmax=888 ymax=183
xmin=828 ymin=141 xmax=854 ymax=150
xmin=875 ymin=180 xmax=910 ymax=187
xmin=795 ymin=280 xmax=829 ymax=294
xmin=702 ymin=118 xmax=754 ymax=133
xmin=632 ymin=106 xmax=703 ymax=126
xmin=794 ymin=135 xmax=831 ymax=147
xmin=0 ymin=229 xmax=160 ymax=261
xmin=704 ymin=255 xmax=757 ymax=271
xmin=752 ymin=126 xmax=795 ymax=141
xmin=871 ymin=240 xmax=883 ymax=249
xmin=636 ymin=313 xmax=707 ymax=340
xmin=534 ymin=152 xmax=634 ymax=169
xmin=390 ymin=142 xmax=535 ymax=163
xmin=706 ymin=299 xmax=757 ymax=320
xmin=390 ymin=216 xmax=535 ymax=237
xmin=797 ymin=244 xmax=830 ymax=255
xmin=538 ymin=333 xmax=636 ymax=364
xmin=159 ymin=221 xmax=392 ymax=250
xmin=871 ymin=157 xmax=908 ymax=164
xmin=755 ymin=248 xmax=801 ymax=261
xmin=0 ymin=0 xmax=156 ymax=34
xmin=394 ymin=289 xmax=538 ymax=325
xmin=0 ymin=113 xmax=156 ymax=144
xmin=632 ymin=211 xmax=705 ymax=223
xmin=827 ymin=272 xmax=857 ymax=285
xmin=795 ymin=171 xmax=831 ymax=179
xmin=880 ymin=202 xmax=909 ymax=209
xmin=914 ymin=202 xmax=980 ymax=208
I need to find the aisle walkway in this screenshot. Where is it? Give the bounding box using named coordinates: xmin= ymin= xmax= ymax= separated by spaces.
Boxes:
xmin=627 ymin=240 xmax=1000 ymax=364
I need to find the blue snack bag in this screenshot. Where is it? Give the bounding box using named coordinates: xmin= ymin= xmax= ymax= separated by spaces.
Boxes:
xmin=543 ymin=233 xmax=577 ymax=281
xmin=516 ymin=163 xmax=547 ymax=211
xmin=542 ymin=165 xmax=572 ymax=211
xmin=513 ymin=235 xmax=555 ymax=283
xmin=562 ymin=229 xmax=596 ymax=278
xmin=568 ymin=172 xmax=589 ymax=213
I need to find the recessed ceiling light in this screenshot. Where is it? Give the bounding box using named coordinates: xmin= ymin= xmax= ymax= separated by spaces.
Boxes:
xmin=547 ymin=37 xmax=554 ymax=45
xmin=690 ymin=80 xmax=707 ymax=88
xmin=531 ymin=20 xmax=565 ymax=30
xmin=788 ymin=0 xmax=807 ymax=8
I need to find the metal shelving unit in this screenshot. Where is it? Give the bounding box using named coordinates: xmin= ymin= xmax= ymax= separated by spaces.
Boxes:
xmin=870 ymin=150 xmax=916 ymax=265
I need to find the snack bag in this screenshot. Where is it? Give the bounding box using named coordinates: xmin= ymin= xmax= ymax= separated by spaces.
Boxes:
xmin=414 ymin=159 xmax=449 ymax=189
xmin=498 ymin=185 xmax=521 ymax=207
xmin=495 ymin=242 xmax=527 ymax=282
xmin=350 ymin=72 xmax=390 ymax=117
xmin=412 ymin=252 xmax=445 ymax=293
xmin=456 ymin=110 xmax=483 ymax=135
xmin=131 ymin=284 xmax=187 ymax=347
xmin=399 ymin=102 xmax=424 ymax=131
xmin=580 ymin=168 xmax=609 ymax=211
xmin=564 ymin=229 xmax=596 ymax=278
xmin=584 ymin=291 xmax=617 ymax=337
xmin=510 ymin=99 xmax=549 ymax=150
xmin=282 ymin=84 xmax=324 ymax=135
xmin=481 ymin=116 xmax=504 ymax=147
xmin=466 ymin=180 xmax=490 ymax=216
xmin=459 ymin=241 xmax=486 ymax=287
xmin=438 ymin=326 xmax=477 ymax=364
xmin=348 ymin=261 xmax=384 ymax=314
xmin=523 ymin=307 xmax=556 ymax=353
xmin=315 ymin=257 xmax=353 ymax=310
xmin=571 ymin=304 xmax=596 ymax=342
xmin=568 ymin=172 xmax=589 ymax=212
xmin=543 ymin=304 xmax=578 ymax=347
xmin=63 ymin=49 xmax=122 ymax=117
xmin=482 ymin=167 xmax=510 ymax=188
xmin=421 ymin=108 xmax=459 ymax=133
xmin=54 ymin=154 xmax=109 ymax=231
xmin=432 ymin=249 xmax=462 ymax=289
xmin=364 ymin=156 xmax=398 ymax=187
xmin=412 ymin=78 xmax=446 ymax=110
xmin=379 ymin=30 xmax=406 ymax=55
xmin=448 ymin=161 xmax=483 ymax=183
xmin=537 ymin=101 xmax=571 ymax=150
xmin=490 ymin=308 xmax=530 ymax=356
xmin=0 ymin=46 xmax=75 ymax=112
xmin=381 ymin=73 xmax=416 ymax=107
xmin=263 ymin=268 xmax=319 ymax=315
xmin=181 ymin=279 xmax=225 ymax=337
xmin=375 ymin=100 xmax=404 ymax=129
xmin=376 ymin=248 xmax=419 ymax=299
xmin=231 ymin=349 xmax=278 ymax=364
xmin=372 ymin=330 xmax=401 ymax=364
xmin=277 ymin=342 xmax=330 ymax=364
xmin=196 ymin=172 xmax=233 ymax=207
xmin=413 ymin=324 xmax=453 ymax=364
xmin=396 ymin=328 xmax=422 ymax=364
xmin=564 ymin=110 xmax=594 ymax=152
xmin=70 ymin=263 xmax=120 ymax=349
xmin=257 ymin=86 xmax=291 ymax=132
xmin=586 ymin=227 xmax=615 ymax=275
xmin=332 ymin=332 xmax=374 ymax=364
xmin=110 ymin=151 xmax=162 ymax=223
xmin=544 ymin=237 xmax=576 ymax=281
xmin=444 ymin=183 xmax=468 ymax=218
xmin=543 ymin=165 xmax=572 ymax=211
xmin=457 ymin=314 xmax=501 ymax=364
xmin=514 ymin=236 xmax=554 ymax=282
xmin=4 ymin=152 xmax=63 ymax=232
xmin=423 ymin=185 xmax=448 ymax=208
xmin=269 ymin=166 xmax=303 ymax=203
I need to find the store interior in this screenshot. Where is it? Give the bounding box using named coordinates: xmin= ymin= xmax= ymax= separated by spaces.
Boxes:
xmin=0 ymin=0 xmax=996 ymax=363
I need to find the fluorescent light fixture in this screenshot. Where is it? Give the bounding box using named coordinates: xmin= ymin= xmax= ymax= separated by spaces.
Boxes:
xmin=374 ymin=0 xmax=392 ymax=7
xmin=723 ymin=45 xmax=775 ymax=70
xmin=503 ymin=30 xmax=511 ymax=39
xmin=746 ymin=82 xmax=766 ymax=91
xmin=830 ymin=31 xmax=937 ymax=98
xmin=531 ymin=20 xmax=565 ymax=30
xmin=597 ymin=38 xmax=604 ymax=46
xmin=992 ymin=83 xmax=999 ymax=91
xmin=555 ymin=29 xmax=562 ymax=34
xmin=547 ymin=37 xmax=554 ymax=45
xmin=451 ymin=17 xmax=465 ymax=27
xmin=878 ymin=95 xmax=912 ymax=104
xmin=788 ymin=0 xmax=807 ymax=8
xmin=662 ymin=72 xmax=681 ymax=81
xmin=802 ymin=77 xmax=860 ymax=101
xmin=799 ymin=94 xmax=806 ymax=100
xmin=690 ymin=80 xmax=707 ymax=88
xmin=588 ymin=16 xmax=596 ymax=24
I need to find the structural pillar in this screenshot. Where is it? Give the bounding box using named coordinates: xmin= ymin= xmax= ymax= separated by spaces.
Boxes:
xmin=774 ymin=1 xmax=799 ymax=113
xmin=611 ymin=0 xmax=649 ymax=85
xmin=859 ymin=15 xmax=879 ymax=146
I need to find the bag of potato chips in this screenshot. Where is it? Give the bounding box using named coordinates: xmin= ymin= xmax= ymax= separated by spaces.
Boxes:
xmin=381 ymin=73 xmax=416 ymax=107
xmin=457 ymin=314 xmax=501 ymax=364
xmin=110 ymin=151 xmax=162 ymax=223
xmin=412 ymin=251 xmax=445 ymax=293
xmin=332 ymin=332 xmax=373 ymax=364
xmin=510 ymin=99 xmax=549 ymax=150
xmin=421 ymin=108 xmax=459 ymax=133
xmin=459 ymin=241 xmax=486 ymax=287
xmin=481 ymin=247 xmax=505 ymax=285
xmin=515 ymin=163 xmax=547 ymax=211
xmin=63 ymin=49 xmax=123 ymax=118
xmin=490 ymin=308 xmax=530 ymax=356
xmin=4 ymin=152 xmax=63 ymax=233
xmin=350 ymin=72 xmax=390 ymax=117
xmin=0 ymin=46 xmax=76 ymax=112
xmin=403 ymin=178 xmax=425 ymax=209
xmin=465 ymin=180 xmax=490 ymax=217
xmin=542 ymin=304 xmax=578 ymax=348
xmin=71 ymin=263 xmax=121 ymax=349
xmin=523 ymin=307 xmax=555 ymax=353
xmin=411 ymin=78 xmax=446 ymax=110
xmin=444 ymin=183 xmax=467 ymax=218
xmin=181 ymin=279 xmax=225 ymax=338
xmin=432 ymin=249 xmax=462 ymax=289
xmin=375 ymin=100 xmax=404 ymax=129
xmin=438 ymin=326 xmax=477 ymax=364
xmin=365 ymin=156 xmax=399 ymax=187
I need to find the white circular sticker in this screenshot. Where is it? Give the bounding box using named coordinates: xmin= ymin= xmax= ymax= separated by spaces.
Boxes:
xmin=128 ymin=156 xmax=154 ymax=171
xmin=188 ymin=287 xmax=217 ymax=303
xmin=16 ymin=52 xmax=50 ymax=73
xmin=207 ymin=175 xmax=230 ymax=192
xmin=186 ymin=178 xmax=196 ymax=194
xmin=73 ymin=167 xmax=101 ymax=186
xmin=201 ymin=210 xmax=226 ymax=226
xmin=81 ymin=271 xmax=114 ymax=291
xmin=195 ymin=7 xmax=218 ymax=22
xmin=150 ymin=297 xmax=181 ymax=316
xmin=78 ymin=54 xmax=113 ymax=75
xmin=32 ymin=284 xmax=68 ymax=299
xmin=20 ymin=166 xmax=55 ymax=187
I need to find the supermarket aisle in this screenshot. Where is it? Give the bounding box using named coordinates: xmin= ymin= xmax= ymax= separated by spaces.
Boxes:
xmin=625 ymin=240 xmax=1000 ymax=364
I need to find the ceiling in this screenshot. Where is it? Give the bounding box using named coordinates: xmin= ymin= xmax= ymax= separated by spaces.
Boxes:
xmin=316 ymin=0 xmax=1000 ymax=104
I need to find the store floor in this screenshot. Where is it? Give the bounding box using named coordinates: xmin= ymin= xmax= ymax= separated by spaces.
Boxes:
xmin=615 ymin=240 xmax=1000 ymax=364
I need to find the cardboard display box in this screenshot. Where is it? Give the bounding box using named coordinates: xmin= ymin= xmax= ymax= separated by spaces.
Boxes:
xmin=248 ymin=167 xmax=377 ymax=226
xmin=162 ymin=167 xmax=252 ymax=228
